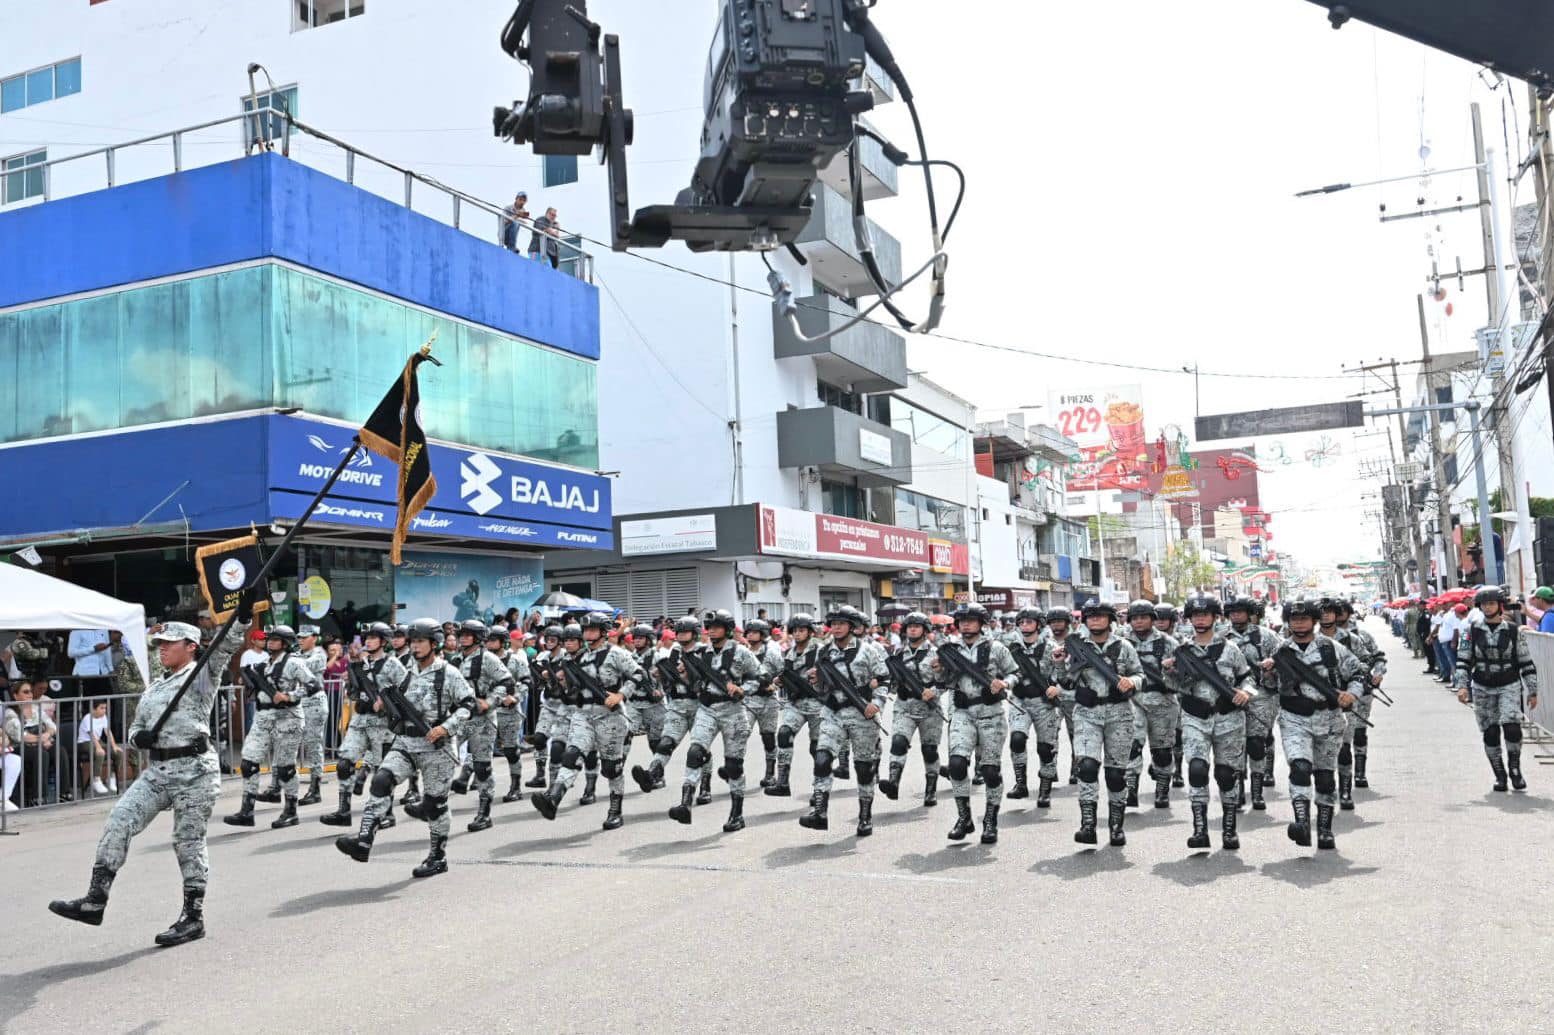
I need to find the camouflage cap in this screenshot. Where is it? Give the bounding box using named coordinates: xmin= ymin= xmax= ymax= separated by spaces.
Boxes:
xmin=151 ymin=621 xmax=202 ymax=645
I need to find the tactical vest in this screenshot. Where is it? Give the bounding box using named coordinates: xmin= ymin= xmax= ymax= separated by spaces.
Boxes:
xmin=1177 ymin=641 xmax=1236 ymax=719
xmin=391 ymin=665 xmax=447 ymax=735
xmin=1277 ymin=641 xmax=1341 ymax=714
xmin=951 ymin=641 xmax=1000 ymax=709
xmin=1072 ymin=638 xmax=1127 ymax=708
xmin=1137 ymin=636 xmax=1171 ymax=694
xmin=783 ymin=647 xmax=818 ymax=701
xmin=1468 ymin=624 xmax=1523 ymax=687
xmin=254 ymin=656 xmax=299 ymax=710
xmin=665 ymin=648 xmax=701 ymax=701
xmin=822 ymin=643 xmax=864 ymax=712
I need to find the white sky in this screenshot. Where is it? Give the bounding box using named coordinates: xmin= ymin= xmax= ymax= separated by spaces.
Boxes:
xmin=863 ymin=0 xmax=1528 ymax=570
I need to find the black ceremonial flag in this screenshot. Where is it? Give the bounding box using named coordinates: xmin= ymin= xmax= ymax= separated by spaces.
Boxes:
xmin=359 ymin=347 xmax=438 ymax=565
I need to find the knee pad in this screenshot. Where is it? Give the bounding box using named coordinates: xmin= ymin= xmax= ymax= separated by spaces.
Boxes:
xmin=1150 ymin=747 xmax=1173 ymax=770
xmin=1337 ymin=744 xmax=1352 ymax=766
xmin=760 ymin=731 xmax=776 ymax=752
xmin=1038 ymin=743 xmax=1059 ymax=765
xmin=420 ymin=793 xmax=448 ymax=819
xmin=501 ymin=747 xmax=519 ymax=764
xmin=685 ymin=743 xmax=711 ymax=770
xmin=600 ymin=757 xmax=623 ymax=779
xmin=527 ymin=732 xmax=547 ymax=748
xmin=1483 ymin=725 xmax=1502 ymax=747
xmin=1187 ymin=758 xmax=1210 ymax=787
xmin=891 ymin=734 xmax=912 ymax=756
xmin=777 ymin=728 xmax=795 ymax=750
xmin=1128 ymin=739 xmax=1144 ymax=761
xmin=1288 ymin=759 xmax=1313 ymax=786
xmin=813 ymin=749 xmax=834 ymax=779
xmin=369 ymin=768 xmax=397 ymax=798
xmin=585 ymin=750 xmax=599 ymax=769
xmin=1076 ymin=757 xmax=1101 ymax=784
xmin=549 ymin=740 xmax=566 ymax=764
xmin=1213 ymin=763 xmax=1235 ymax=791
xmin=1352 ymin=728 xmax=1368 ymax=749
xmin=1103 ymin=767 xmax=1126 ymax=793
xmin=921 ymin=744 xmax=939 ymax=764
xmin=240 ymin=759 xmax=260 ymax=779
xmin=654 ymin=736 xmax=676 ymax=757
xmin=1312 ymin=770 xmax=1336 ymax=795
xmin=472 ymin=761 xmax=492 ymax=782
xmin=723 ymin=757 xmax=745 ymax=780
xmin=1245 ymin=738 xmax=1265 ymax=762
xmin=979 ymin=764 xmax=1002 ymax=788
xmin=560 ymin=746 xmax=585 ymax=772
xmin=855 ymin=759 xmax=878 ymax=785
xmin=1504 ymin=722 xmax=1522 ymax=745
xmin=276 ymin=765 xmax=297 ymax=784
xmin=337 ymin=760 xmax=357 ymax=783
xmin=1009 ymin=731 xmax=1028 ymax=754
xmin=947 ymin=755 xmax=971 ymax=782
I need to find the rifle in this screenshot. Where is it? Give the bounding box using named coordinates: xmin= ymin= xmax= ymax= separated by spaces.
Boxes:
xmin=239 ymin=663 xmax=285 ymax=707
xmin=1271 ymin=644 xmax=1374 ymax=728
xmin=346 ymin=660 xmax=379 ymax=712
xmin=1063 ymin=636 xmax=1126 ymax=694
xmin=885 ymin=653 xmax=933 ymax=700
xmin=777 ymin=665 xmax=816 ymax=701
xmin=815 ymin=655 xmax=887 ymax=733
xmin=560 ymin=657 xmax=635 ymax=723
xmin=1007 ymin=648 xmax=1058 ymax=710
xmin=933 ymin=645 xmax=1033 ymax=717
xmin=379 ymin=672 xmax=463 ymax=765
xmin=1170 ymin=643 xmax=1242 ymax=707
xmin=655 ymin=656 xmax=691 ymax=692
xmin=681 ymin=648 xmax=762 ymax=718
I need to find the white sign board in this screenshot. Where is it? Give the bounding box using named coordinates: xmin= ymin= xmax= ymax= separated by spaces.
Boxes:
xmin=858 ymin=427 xmax=894 ymax=466
xmin=1394 ymin=461 xmax=1422 ymax=481
xmin=621 ymin=514 xmax=718 ymax=556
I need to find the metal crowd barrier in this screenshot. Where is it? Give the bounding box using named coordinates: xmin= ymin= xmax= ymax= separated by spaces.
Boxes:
xmin=1522 ymin=631 xmax=1554 ymax=749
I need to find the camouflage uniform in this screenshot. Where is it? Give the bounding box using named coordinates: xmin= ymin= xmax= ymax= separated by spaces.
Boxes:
xmin=1227 ymin=621 xmax=1282 ymax=803
xmin=879 ymin=639 xmax=946 ymax=805
xmin=531 ymin=639 xmax=634 ymax=827
xmin=533 ymin=646 xmax=573 ymax=788
xmin=680 ymin=640 xmax=760 ymax=818
xmin=495 ymin=646 xmax=532 ymax=793
xmin=812 ymin=636 xmax=889 ymax=811
xmin=939 ymin=634 xmax=1020 ymax=829
xmin=1057 ymin=630 xmax=1143 ymax=845
xmin=772 ymin=638 xmax=828 ymax=792
xmin=1172 ymin=633 xmax=1254 ymax=841
xmin=295 ymin=643 xmax=330 ymax=786
xmin=625 ymin=645 xmax=667 ymax=749
xmin=1454 ymin=616 xmax=1539 ymax=790
xmin=8 ymin=631 xmax=50 ymax=679
xmin=1334 ymin=621 xmax=1383 ymax=803
xmin=748 ymin=638 xmax=785 ymax=786
xmin=1273 ymin=633 xmax=1363 ymax=848
xmin=457 ymin=647 xmax=515 ymax=828
xmin=331 ymin=652 xmax=406 ymax=821
xmin=1005 ymin=635 xmax=1065 ymax=804
xmin=1123 ymin=626 xmax=1181 ymax=808
xmin=631 ymin=643 xmax=707 ymax=794
xmin=238 ymin=652 xmax=319 ymax=805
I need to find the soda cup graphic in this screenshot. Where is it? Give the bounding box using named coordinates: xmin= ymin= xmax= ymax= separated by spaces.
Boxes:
xmin=1105 ymin=399 xmax=1146 ymax=456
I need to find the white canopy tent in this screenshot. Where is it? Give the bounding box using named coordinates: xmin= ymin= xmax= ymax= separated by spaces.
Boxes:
xmin=0 ymin=563 xmax=150 ymax=686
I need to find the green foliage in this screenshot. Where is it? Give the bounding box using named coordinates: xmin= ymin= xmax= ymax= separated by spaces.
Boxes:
xmin=1161 ymin=542 xmax=1219 ymax=600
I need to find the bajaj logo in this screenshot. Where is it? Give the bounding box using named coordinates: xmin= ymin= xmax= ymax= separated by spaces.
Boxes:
xmin=460 ymin=453 xmax=503 ymax=515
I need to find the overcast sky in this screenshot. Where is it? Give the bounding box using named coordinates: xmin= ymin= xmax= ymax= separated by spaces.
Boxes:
xmin=861 ymin=0 xmax=1524 ymax=572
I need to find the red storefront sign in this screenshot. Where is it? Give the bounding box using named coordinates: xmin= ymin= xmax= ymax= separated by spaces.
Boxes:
xmin=815 ymin=514 xmax=930 ymax=565
xmin=758 ymin=505 xmax=968 ymax=574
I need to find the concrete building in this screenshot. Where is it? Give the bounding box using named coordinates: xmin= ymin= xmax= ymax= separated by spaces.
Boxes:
xmin=973 ymin=414 xmax=1081 ymax=610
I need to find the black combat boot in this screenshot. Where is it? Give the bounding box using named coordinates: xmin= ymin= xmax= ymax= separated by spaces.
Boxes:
xmin=760 ymin=754 xmax=777 ymax=790
xmin=270 ymin=795 xmax=299 ymax=829
xmin=923 ymin=770 xmax=939 ymax=807
xmin=723 ymin=794 xmax=746 ymax=833
xmin=1235 ymin=769 xmax=1246 ymax=813
xmin=1187 ymin=800 xmax=1210 ymax=849
xmin=1315 ymin=803 xmax=1336 ymax=851
xmin=834 ymin=750 xmax=850 ymax=782
xmin=765 ymin=762 xmax=792 ymax=797
xmin=154 ymin=886 xmax=206 ymax=947
xmin=320 ymin=784 xmax=353 ymax=826
xmin=1154 ymin=774 xmax=1171 ymax=809
xmin=524 ymin=754 xmax=548 ymax=788
xmin=1108 ymin=801 xmax=1126 ymax=847
xmin=979 ymin=801 xmax=999 ymax=845
xmin=1069 ymin=759 xmax=1079 ymax=786
xmin=603 ymin=793 xmax=624 ymax=830
xmin=669 ymin=783 xmax=696 ymax=824
xmin=653 ymin=769 xmax=666 ymax=789
xmin=580 ymin=772 xmax=599 ymax=806
xmin=1490 ymin=753 xmax=1509 ymax=793
xmin=1263 ymin=746 xmax=1276 ymax=787
xmin=1124 ymin=771 xmax=1140 ymax=808
xmin=632 ymin=760 xmax=662 ymax=794
xmin=878 ymin=759 xmax=904 ymax=801
xmin=948 ymin=796 xmax=976 ymax=840
xmin=1353 ymin=751 xmax=1369 ymax=789
xmin=1286 ymin=797 xmax=1311 ymax=847
xmin=1221 ymin=802 xmax=1240 ymax=851
xmin=352 ymin=767 xmax=368 ymax=796
xmin=467 ymin=794 xmax=493 ymax=832
xmin=502 ymin=776 xmax=524 ymax=804
xmin=799 ymin=789 xmax=830 ymax=830
xmin=1171 ymin=747 xmax=1184 ymax=788
xmin=1036 ymin=775 xmax=1053 ymax=809
xmin=401 ymin=773 xmax=422 ymax=806
xmin=1509 ymin=754 xmax=1528 ymax=791
xmin=299 ymin=772 xmax=321 ymax=806
xmin=256 ymin=780 xmax=281 ymax=804
xmin=1339 ymin=771 xmax=1354 ymax=811
xmin=1007 ymin=763 xmax=1029 ymax=800
xmin=856 ymin=797 xmax=874 ymax=837
xmin=451 ymin=763 xmax=472 ymax=796
xmin=1250 ymin=771 xmax=1266 ymax=811
xmin=971 ymin=770 xmax=984 ymax=787
xmin=530 ymin=781 xmax=567 ymax=821
xmin=1074 ymin=800 xmax=1098 ymax=845
xmin=223 ymin=792 xmax=257 ymax=827
xmin=412 ymin=835 xmax=448 ymax=878
xmin=335 ymin=810 xmax=380 ymax=862
xmin=378 ymin=801 xmax=396 ymax=830
xmin=695 ymin=769 xmax=713 ymax=805
xmin=49 ymin=865 xmax=114 ymax=926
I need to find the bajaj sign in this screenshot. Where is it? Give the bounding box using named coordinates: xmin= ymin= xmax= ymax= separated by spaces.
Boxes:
xmin=452 ymin=451 xmax=604 ymax=520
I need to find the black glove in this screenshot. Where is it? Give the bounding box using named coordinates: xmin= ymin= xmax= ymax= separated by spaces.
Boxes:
xmin=130 ymin=730 xmax=156 ymax=749
xmin=236 ymin=586 xmax=258 ymax=624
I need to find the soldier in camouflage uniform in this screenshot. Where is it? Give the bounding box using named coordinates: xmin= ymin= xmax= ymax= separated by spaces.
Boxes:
xmin=452 ymin=619 xmax=514 ymax=833
xmin=933 ymin=603 xmax=1019 ymax=845
xmin=531 ymin=612 xmax=635 ymax=829
xmin=526 ymin=625 xmax=566 ymax=789
xmin=336 ymin=618 xmax=473 ymax=878
xmin=668 ymin=610 xmax=760 ymax=831
xmin=1330 ymin=599 xmax=1385 ymax=808
xmin=387 ymin=625 xmax=423 ymax=807
xmin=321 ymin=622 xmax=404 ymax=830
xmin=1123 ymin=599 xmax=1181 ymax=811
xmin=291 ymin=626 xmax=329 ymax=806
xmin=1004 ymin=607 xmax=1064 ymax=808
xmin=1166 ymin=595 xmax=1255 ymax=850
xmin=798 ymin=606 xmax=889 ymax=836
xmin=1226 ymin=597 xmax=1281 ymax=811
xmin=878 ymin=611 xmax=946 ymax=807
xmin=764 ymin=613 xmax=826 ymax=798
xmin=486 ymin=625 xmax=533 ymax=802
xmin=1153 ymin=603 xmax=1187 ymax=788
xmin=1271 ymin=599 xmax=1363 ymax=850
xmin=622 ymin=624 xmax=666 ymax=773
xmin=632 ymin=616 xmax=708 ymax=795
xmin=50 ymin=604 xmax=250 ymax=947
xmin=1055 ymin=602 xmax=1143 ymax=847
xmin=743 ymin=619 xmax=785 ymax=789
xmin=224 ymin=625 xmax=319 ymax=830
xmin=1455 ymin=586 xmax=1540 ymax=793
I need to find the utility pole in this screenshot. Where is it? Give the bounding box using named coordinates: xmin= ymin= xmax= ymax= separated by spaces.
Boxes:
xmin=1418 ymin=295 xmax=1457 ymax=591
xmin=1348 ymin=357 xmax=1430 ymax=594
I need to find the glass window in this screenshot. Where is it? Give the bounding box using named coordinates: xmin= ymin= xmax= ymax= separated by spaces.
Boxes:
xmin=25 ymin=67 xmax=53 ymax=105
xmin=821 ymin=479 xmax=865 ymax=519
xmin=2 ymin=150 xmax=46 ymax=205
xmin=1 ymin=76 xmax=24 ymax=113
xmin=887 ymin=398 xmax=966 ymax=459
xmin=54 ymin=58 xmax=81 ymax=98
xmin=293 ymin=0 xmax=365 ymax=31
xmin=543 ymin=154 xmax=578 ymax=188
xmin=242 ymin=86 xmax=298 ymax=150
xmin=817 ymin=380 xmax=864 ymax=416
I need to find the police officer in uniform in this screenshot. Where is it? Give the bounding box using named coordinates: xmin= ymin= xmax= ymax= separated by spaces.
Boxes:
xmin=1455 ymin=586 xmax=1540 ymax=792
xmin=452 ymin=619 xmax=513 ymax=833
xmin=225 ymin=625 xmax=320 ymax=830
xmin=933 ymin=603 xmax=1019 ymax=845
xmin=670 ymin=610 xmax=760 ymax=831
xmin=336 ymin=618 xmax=473 ymax=878
xmin=1005 ymin=607 xmax=1064 ymax=807
xmin=50 ymin=607 xmax=251 ymax=946
xmin=800 ymin=606 xmax=889 ymax=836
xmin=744 ymin=619 xmax=785 ymax=789
xmin=532 ymin=612 xmax=636 ymax=829
xmin=321 ymin=622 xmax=404 ymax=830
xmin=1331 ymin=599 xmax=1385 ymax=807
xmin=1123 ymin=599 xmax=1182 ymax=810
xmin=1055 ymin=601 xmax=1143 ymax=847
xmin=878 ymin=611 xmax=945 ymax=807
xmin=486 ymin=624 xmax=533 ymax=802
xmin=631 ymin=616 xmax=707 ymax=795
xmin=293 ymin=626 xmax=329 ymax=806
xmin=1225 ymin=597 xmax=1281 ymax=811
xmin=765 ymin=613 xmax=826 ymax=799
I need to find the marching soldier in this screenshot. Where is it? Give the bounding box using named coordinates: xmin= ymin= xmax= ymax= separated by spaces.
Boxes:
xmin=623 ymin=624 xmax=666 ymax=781
xmin=878 ymin=611 xmax=946 ymax=807
xmin=1331 ymin=599 xmax=1385 ymax=807
xmin=1054 ymin=601 xmax=1142 ymax=847
xmin=532 ymin=612 xmax=635 ymax=830
xmin=1153 ymin=603 xmax=1187 ymax=788
xmin=452 ymin=620 xmax=514 ymax=833
xmin=1225 ymin=597 xmax=1281 ymax=811
xmin=294 ymin=626 xmax=329 ymax=806
xmin=799 ymin=606 xmax=889 ymax=836
xmin=1455 ymin=586 xmax=1539 ymax=793
xmin=225 ymin=625 xmax=320 ymax=830
xmin=765 ymin=613 xmax=827 ymax=799
xmin=50 ymin=602 xmax=252 ymax=946
xmin=1272 ymin=599 xmax=1363 ymax=851
xmin=527 ymin=625 xmax=566 ymax=789
xmin=1166 ymin=596 xmax=1255 ymax=850
xmin=672 ymin=610 xmax=760 ymax=832
xmin=1123 ymin=599 xmax=1181 ymax=810
xmin=486 ymin=625 xmax=533 ymax=802
xmin=336 ymin=618 xmax=473 ymax=878
xmin=391 ymin=624 xmax=412 ymax=664
xmin=933 ymin=603 xmax=1019 ymax=845
xmin=632 ymin=616 xmax=708 ymax=795
xmin=1005 ymin=607 xmax=1064 ymax=808
xmin=321 ymin=622 xmax=404 ymax=830
xmin=744 ymin=619 xmax=785 ymax=789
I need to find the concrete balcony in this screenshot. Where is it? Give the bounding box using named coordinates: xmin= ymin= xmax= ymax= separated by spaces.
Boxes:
xmin=777 ymin=405 xmax=911 ymax=488
xmin=794 ymin=184 xmax=902 ymax=297
xmin=816 ymin=121 xmax=898 ymax=201
xmin=857 ymin=55 xmax=896 ymax=105
xmin=773 ymin=292 xmax=907 ymax=393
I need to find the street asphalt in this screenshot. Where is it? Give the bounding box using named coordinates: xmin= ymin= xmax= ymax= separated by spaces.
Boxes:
xmin=2 ymin=618 xmax=1552 ymax=1033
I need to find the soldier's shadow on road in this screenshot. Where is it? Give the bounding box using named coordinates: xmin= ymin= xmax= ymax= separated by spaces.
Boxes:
xmin=246 ymin=831 xmax=344 ymax=855
xmin=893 ymin=843 xmax=999 ymax=875
xmin=1150 ymin=851 xmax=1258 ymax=887
xmin=623 ymin=809 xmax=796 ymax=861
xmin=1444 ymin=791 xmax=1554 ymax=814
xmin=1259 ymin=854 xmax=1379 ymax=887
xmin=269 ymin=878 xmax=416 ymax=918
xmin=5 ymin=946 xmax=160 ymax=1022
xmin=764 ymin=838 xmax=865 ymax=869
xmin=1027 ymin=848 xmax=1134 ymax=880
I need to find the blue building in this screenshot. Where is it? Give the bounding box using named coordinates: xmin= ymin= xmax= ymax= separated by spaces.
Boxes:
xmin=0 ymin=150 xmax=610 ymax=633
